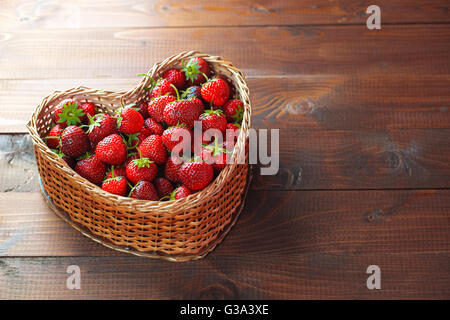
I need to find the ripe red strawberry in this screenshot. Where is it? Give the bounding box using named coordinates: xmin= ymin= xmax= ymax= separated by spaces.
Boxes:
xmin=45 ymin=124 xmax=63 ymax=149
xmin=223 ymin=99 xmax=244 ymax=123
xmin=182 ymin=57 xmax=211 ymax=86
xmin=87 ymin=113 xmax=118 ymax=148
xmin=163 ymin=99 xmax=199 ymax=129
xmin=118 ymin=107 xmax=144 ymax=134
xmin=106 ymin=166 xmax=127 ymax=179
xmin=161 ymin=126 xmax=192 ymax=153
xmin=126 ymin=156 xmax=157 ymax=185
xmin=135 ymin=128 xmax=152 ymax=147
xmin=162 ymin=68 xmax=186 ymax=90
xmin=200 ymin=142 xmax=230 ymax=173
xmin=130 ymin=180 xmax=158 ymax=200
xmin=54 ymin=99 xmax=85 ymax=128
xmin=138 ymin=135 xmax=168 ymax=165
xmin=147 ymin=95 xmax=176 ymax=123
xmin=143 ymin=117 xmax=164 ymax=136
xmin=96 ymin=134 xmax=127 ymax=165
xmin=199 ymin=109 xmax=227 ymax=134
xmin=75 ymin=154 xmax=107 ymax=185
xmin=171 ymin=186 xmax=191 ymax=200
xmin=211 ymin=74 xmax=235 ymax=98
xmin=164 ymin=156 xmax=183 ymax=183
xmin=179 ymin=160 xmax=214 ymax=191
xmin=79 ymin=102 xmax=96 ymax=123
xmin=102 ymin=176 xmax=128 ymax=196
xmin=150 ymin=79 xmax=176 ymax=99
xmin=131 ymin=101 xmax=148 ymax=119
xmin=201 ymin=78 xmax=230 ymax=107
xmin=154 ymin=177 xmax=174 ymax=198
xmin=188 ymin=97 xmax=205 ymax=116
xmin=60 ymin=125 xmax=89 ymax=158
xmin=225 ymin=122 xmax=240 ymax=143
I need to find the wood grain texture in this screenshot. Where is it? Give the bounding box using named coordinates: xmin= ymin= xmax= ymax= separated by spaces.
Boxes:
xmin=1 ymin=253 xmax=449 ymax=299
xmin=1 ymin=0 xmax=449 ymax=31
xmin=0 ymin=25 xmax=449 ymax=80
xmin=2 ymin=74 xmax=450 ymax=133
xmin=2 ymin=128 xmax=450 ymax=192
xmin=1 ymin=189 xmax=449 ymax=299
xmin=1 ymin=190 xmax=449 ymax=257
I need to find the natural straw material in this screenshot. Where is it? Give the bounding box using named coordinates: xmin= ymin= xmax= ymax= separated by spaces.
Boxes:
xmin=27 ymin=51 xmax=251 ymax=261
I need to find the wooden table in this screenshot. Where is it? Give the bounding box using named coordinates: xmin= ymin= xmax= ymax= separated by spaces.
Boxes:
xmin=1 ymin=1 xmax=449 ymax=300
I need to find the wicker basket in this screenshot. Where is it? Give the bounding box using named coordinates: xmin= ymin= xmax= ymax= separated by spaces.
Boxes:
xmin=27 ymin=51 xmax=251 ymax=261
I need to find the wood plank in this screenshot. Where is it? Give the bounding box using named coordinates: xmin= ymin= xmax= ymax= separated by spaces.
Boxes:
xmin=1 ymin=253 xmax=449 ymax=299
xmin=2 ymin=127 xmax=450 ymax=191
xmin=1 ymin=0 xmax=449 ymax=31
xmin=2 ymin=73 xmax=450 ymax=133
xmin=0 ymin=190 xmax=449 ymax=257
xmin=0 ymin=25 xmax=449 ymax=80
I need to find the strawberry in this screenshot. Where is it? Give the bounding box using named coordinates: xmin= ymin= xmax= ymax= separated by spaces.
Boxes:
xmin=199 ymin=109 xmax=227 ymax=134
xmin=138 ymin=135 xmax=168 ymax=165
xmin=225 ymin=122 xmax=241 ymax=143
xmin=164 ymin=155 xmax=183 ymax=183
xmin=200 ymin=141 xmax=230 ymax=173
xmin=188 ymin=97 xmax=205 ymax=116
xmin=182 ymin=57 xmax=211 ymax=86
xmin=211 ymin=74 xmax=235 ymax=98
xmin=154 ymin=177 xmax=174 ymax=198
xmin=201 ymin=78 xmax=230 ymax=107
xmin=170 ymin=186 xmax=191 ymax=200
xmin=182 ymin=85 xmax=203 ymax=100
xmin=45 ymin=124 xmax=63 ymax=149
xmin=86 ymin=113 xmax=118 ymax=148
xmin=130 ymin=180 xmax=158 ymax=200
xmin=150 ymin=79 xmax=176 ymax=99
xmin=106 ymin=166 xmax=127 ymax=179
xmin=126 ymin=154 xmax=157 ymax=185
xmin=118 ymin=107 xmax=144 ymax=135
xmin=161 ymin=125 xmax=192 ymax=153
xmin=162 ymin=68 xmax=186 ymax=90
xmin=223 ymin=99 xmax=244 ymax=123
xmin=143 ymin=117 xmax=164 ymax=136
xmin=147 ymin=95 xmax=176 ymax=123
xmin=179 ymin=160 xmax=214 ymax=191
xmin=75 ymin=154 xmax=107 ymax=185
xmin=136 ymin=101 xmax=149 ymax=119
xmin=60 ymin=125 xmax=89 ymax=158
xmin=163 ymin=99 xmax=199 ymax=129
xmin=79 ymin=102 xmax=96 ymax=123
xmin=102 ymin=176 xmax=128 ymax=196
xmin=54 ymin=99 xmax=85 ymax=128
xmin=96 ymin=134 xmax=127 ymax=165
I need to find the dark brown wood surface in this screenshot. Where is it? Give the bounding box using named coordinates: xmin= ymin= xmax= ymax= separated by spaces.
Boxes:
xmin=0 ymin=0 xmax=449 ymax=300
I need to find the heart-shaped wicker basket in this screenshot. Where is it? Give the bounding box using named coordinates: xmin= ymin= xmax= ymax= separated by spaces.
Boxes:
xmin=27 ymin=51 xmax=251 ymax=261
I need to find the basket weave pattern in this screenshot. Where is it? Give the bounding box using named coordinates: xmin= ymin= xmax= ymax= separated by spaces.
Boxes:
xmin=27 ymin=51 xmax=251 ymax=261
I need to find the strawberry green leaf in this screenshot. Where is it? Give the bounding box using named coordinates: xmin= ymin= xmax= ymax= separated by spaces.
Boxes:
xmin=182 ymin=59 xmax=202 ymax=83
xmin=131 ymin=157 xmax=153 ymax=169
xmin=57 ymin=102 xmax=84 ymax=126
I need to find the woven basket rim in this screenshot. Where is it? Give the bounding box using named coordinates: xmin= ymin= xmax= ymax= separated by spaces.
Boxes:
xmin=27 ymin=51 xmax=251 ymax=212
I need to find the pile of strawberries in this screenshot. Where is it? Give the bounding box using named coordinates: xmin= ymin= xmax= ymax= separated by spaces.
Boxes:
xmin=45 ymin=57 xmax=244 ymax=201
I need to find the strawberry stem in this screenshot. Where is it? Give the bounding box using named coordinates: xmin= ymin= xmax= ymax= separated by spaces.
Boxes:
xmin=170 ymin=83 xmax=180 ymax=100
